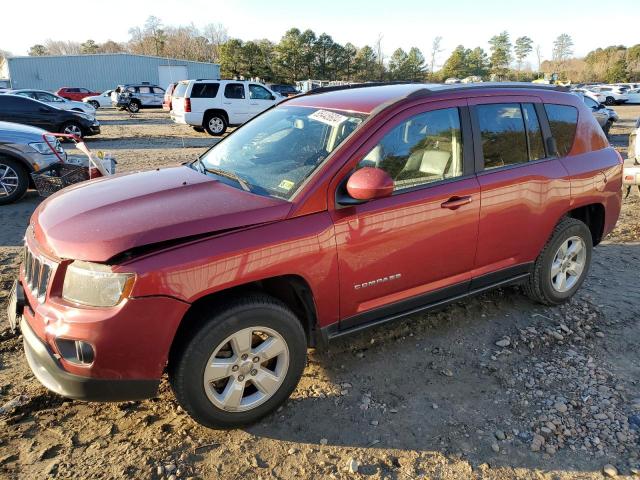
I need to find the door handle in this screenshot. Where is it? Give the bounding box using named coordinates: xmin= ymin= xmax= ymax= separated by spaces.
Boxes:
xmin=441 ymin=195 xmax=472 ymax=210
xmin=223 ymin=102 xmax=232 ymax=105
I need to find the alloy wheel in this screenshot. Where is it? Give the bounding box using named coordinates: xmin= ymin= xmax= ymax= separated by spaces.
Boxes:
xmin=209 ymin=117 xmax=224 ymax=134
xmin=203 ymin=326 xmax=289 ymax=412
xmin=550 ymin=236 xmax=587 ymax=293
xmin=0 ymin=163 xmax=19 ymax=197
xmin=63 ymin=124 xmax=82 ymax=137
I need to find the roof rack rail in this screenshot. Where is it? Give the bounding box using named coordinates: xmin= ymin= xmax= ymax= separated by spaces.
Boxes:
xmin=301 ymin=81 xmax=421 ymax=96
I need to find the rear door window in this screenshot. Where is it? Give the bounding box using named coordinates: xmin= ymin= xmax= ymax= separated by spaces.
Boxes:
xmin=224 ymin=83 xmax=245 ymax=99
xmin=191 ymin=83 xmax=220 ymax=98
xmin=544 ymin=104 xmax=578 ymax=157
xmin=476 ymin=103 xmax=529 ymax=169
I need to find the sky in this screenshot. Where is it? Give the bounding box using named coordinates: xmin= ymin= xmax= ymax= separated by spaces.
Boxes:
xmin=2 ymin=0 xmax=639 ymax=67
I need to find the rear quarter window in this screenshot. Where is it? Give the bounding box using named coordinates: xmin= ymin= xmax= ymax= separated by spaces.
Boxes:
xmin=544 ymin=104 xmax=578 ymax=157
xmin=191 ymin=83 xmax=220 ymax=98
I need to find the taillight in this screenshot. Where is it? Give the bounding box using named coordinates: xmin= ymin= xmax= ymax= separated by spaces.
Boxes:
xmin=184 ymin=98 xmax=191 ymax=113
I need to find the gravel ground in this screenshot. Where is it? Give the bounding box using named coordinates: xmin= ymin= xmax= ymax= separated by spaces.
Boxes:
xmin=0 ymin=106 xmax=639 ymax=480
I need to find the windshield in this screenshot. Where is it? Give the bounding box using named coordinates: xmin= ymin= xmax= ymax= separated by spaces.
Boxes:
xmin=197 ymin=106 xmax=367 ymax=200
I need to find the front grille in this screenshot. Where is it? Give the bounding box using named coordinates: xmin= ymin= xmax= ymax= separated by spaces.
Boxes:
xmin=23 ymin=245 xmax=54 ymax=303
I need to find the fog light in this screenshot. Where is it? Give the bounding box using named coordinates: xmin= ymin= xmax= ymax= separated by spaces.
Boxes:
xmin=56 ymin=339 xmax=95 ymax=365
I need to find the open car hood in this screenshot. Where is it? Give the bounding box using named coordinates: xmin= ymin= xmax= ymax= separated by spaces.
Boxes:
xmin=32 ymin=166 xmax=291 ymax=262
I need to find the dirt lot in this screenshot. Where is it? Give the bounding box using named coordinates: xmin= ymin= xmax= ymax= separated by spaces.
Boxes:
xmin=0 ymin=106 xmax=639 ymax=480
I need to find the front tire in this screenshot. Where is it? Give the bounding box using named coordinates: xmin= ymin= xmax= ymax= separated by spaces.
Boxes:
xmin=203 ymin=113 xmax=227 ymax=136
xmin=127 ymin=101 xmax=141 ymax=113
xmin=0 ymin=157 xmax=29 ymax=205
xmin=603 ymin=119 xmax=613 ymax=136
xmin=62 ymin=122 xmax=83 ymax=138
xmin=169 ymin=294 xmax=307 ymax=428
xmin=524 ymin=217 xmax=593 ymax=305
xmin=88 ymin=100 xmax=99 ymax=110
xmin=605 ymin=96 xmax=615 ymax=106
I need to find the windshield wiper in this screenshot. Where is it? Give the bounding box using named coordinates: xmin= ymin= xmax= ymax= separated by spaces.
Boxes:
xmin=191 ymin=156 xmax=252 ymax=192
xmin=203 ymin=166 xmax=252 ymax=192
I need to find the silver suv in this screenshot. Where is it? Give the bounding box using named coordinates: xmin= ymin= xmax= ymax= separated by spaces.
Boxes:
xmin=0 ymin=121 xmax=65 ymax=204
xmin=111 ymin=83 xmax=165 ymax=113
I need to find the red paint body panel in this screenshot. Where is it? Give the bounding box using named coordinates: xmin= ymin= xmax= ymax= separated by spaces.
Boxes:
xmin=56 ymin=88 xmax=101 ymax=101
xmin=125 ymin=213 xmax=340 ymax=328
xmin=33 ymin=166 xmax=291 ymax=261
xmin=21 ymin=234 xmax=190 ymax=379
xmin=19 ymin=84 xmax=622 ymax=387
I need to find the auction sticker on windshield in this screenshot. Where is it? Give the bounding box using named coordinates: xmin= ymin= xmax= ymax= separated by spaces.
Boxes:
xmin=309 ymin=109 xmax=348 ymax=127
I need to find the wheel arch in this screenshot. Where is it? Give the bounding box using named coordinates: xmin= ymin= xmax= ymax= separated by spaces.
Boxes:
xmin=0 ymin=149 xmax=35 ymax=188
xmin=565 ymin=202 xmax=606 ymax=246
xmin=169 ymin=274 xmax=320 ymax=363
xmin=203 ymin=109 xmax=229 ymax=126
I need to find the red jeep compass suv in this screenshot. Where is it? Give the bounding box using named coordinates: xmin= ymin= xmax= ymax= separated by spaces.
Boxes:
xmin=8 ymin=83 xmax=622 ymax=428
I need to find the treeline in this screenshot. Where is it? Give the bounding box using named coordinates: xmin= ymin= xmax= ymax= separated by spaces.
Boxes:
xmin=17 ymin=17 xmax=640 ymax=84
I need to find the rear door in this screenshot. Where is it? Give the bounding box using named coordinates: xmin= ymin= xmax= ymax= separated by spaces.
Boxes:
xmin=137 ymin=86 xmax=153 ymax=106
xmin=152 ymin=87 xmax=165 ymax=106
xmin=248 ymin=84 xmax=277 ymax=119
xmin=222 ymin=83 xmax=249 ymax=124
xmin=331 ymin=99 xmax=481 ymax=326
xmin=469 ymin=97 xmax=571 ymax=282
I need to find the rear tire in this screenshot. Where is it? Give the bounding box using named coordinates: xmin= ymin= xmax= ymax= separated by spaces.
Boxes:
xmin=524 ymin=217 xmax=592 ymax=305
xmin=203 ymin=113 xmax=227 ymax=136
xmin=605 ymin=96 xmax=615 ymax=106
xmin=0 ymin=157 xmax=29 ymax=205
xmin=168 ymin=294 xmax=307 ymax=428
xmin=88 ymin=100 xmax=99 ymax=110
xmin=603 ymin=119 xmax=613 ymax=136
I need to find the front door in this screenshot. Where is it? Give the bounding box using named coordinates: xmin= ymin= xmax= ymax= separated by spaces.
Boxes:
xmin=330 ymin=100 xmax=480 ymax=328
xmin=248 ymin=84 xmax=276 ymax=120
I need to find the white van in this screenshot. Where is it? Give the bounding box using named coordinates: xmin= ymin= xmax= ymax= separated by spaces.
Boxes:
xmin=171 ymin=80 xmax=281 ymax=135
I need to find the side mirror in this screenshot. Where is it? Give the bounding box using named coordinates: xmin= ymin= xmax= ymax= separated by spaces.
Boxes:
xmin=341 ymin=167 xmax=394 ymax=204
xmin=596 ymin=104 xmax=605 ymax=110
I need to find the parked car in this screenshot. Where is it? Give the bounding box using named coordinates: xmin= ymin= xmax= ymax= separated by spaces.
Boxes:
xmin=171 ymin=79 xmax=280 ymax=135
xmin=266 ymin=83 xmax=298 ymax=98
xmin=0 ymin=121 xmax=65 ymax=204
xmin=578 ymin=94 xmax=618 ymax=135
xmin=0 ymin=94 xmax=100 ymax=138
xmin=587 ymin=85 xmax=629 ymax=105
xmin=8 ymin=83 xmax=622 ymax=429
xmin=572 ymin=87 xmax=606 ymax=104
xmin=82 ymin=90 xmax=114 ymax=110
xmin=163 ymin=82 xmax=177 ymax=111
xmin=624 ymin=88 xmax=640 ymax=104
xmin=111 ymin=83 xmax=165 ymax=113
xmin=56 ymin=87 xmax=101 ymax=102
xmin=9 ymin=89 xmax=96 ymax=116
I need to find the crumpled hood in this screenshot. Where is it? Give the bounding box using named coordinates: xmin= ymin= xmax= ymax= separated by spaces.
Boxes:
xmin=33 ymin=166 xmax=291 ymax=262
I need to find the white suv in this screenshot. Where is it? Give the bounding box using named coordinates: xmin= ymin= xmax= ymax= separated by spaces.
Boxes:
xmin=587 ymin=85 xmax=629 ymax=105
xmin=170 ymin=80 xmax=281 ymax=135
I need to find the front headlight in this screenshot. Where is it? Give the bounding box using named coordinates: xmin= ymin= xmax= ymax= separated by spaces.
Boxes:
xmin=62 ymin=261 xmax=134 ymax=307
xmin=29 ymin=142 xmax=56 ymax=155
xmin=76 ymin=111 xmax=94 ymax=120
